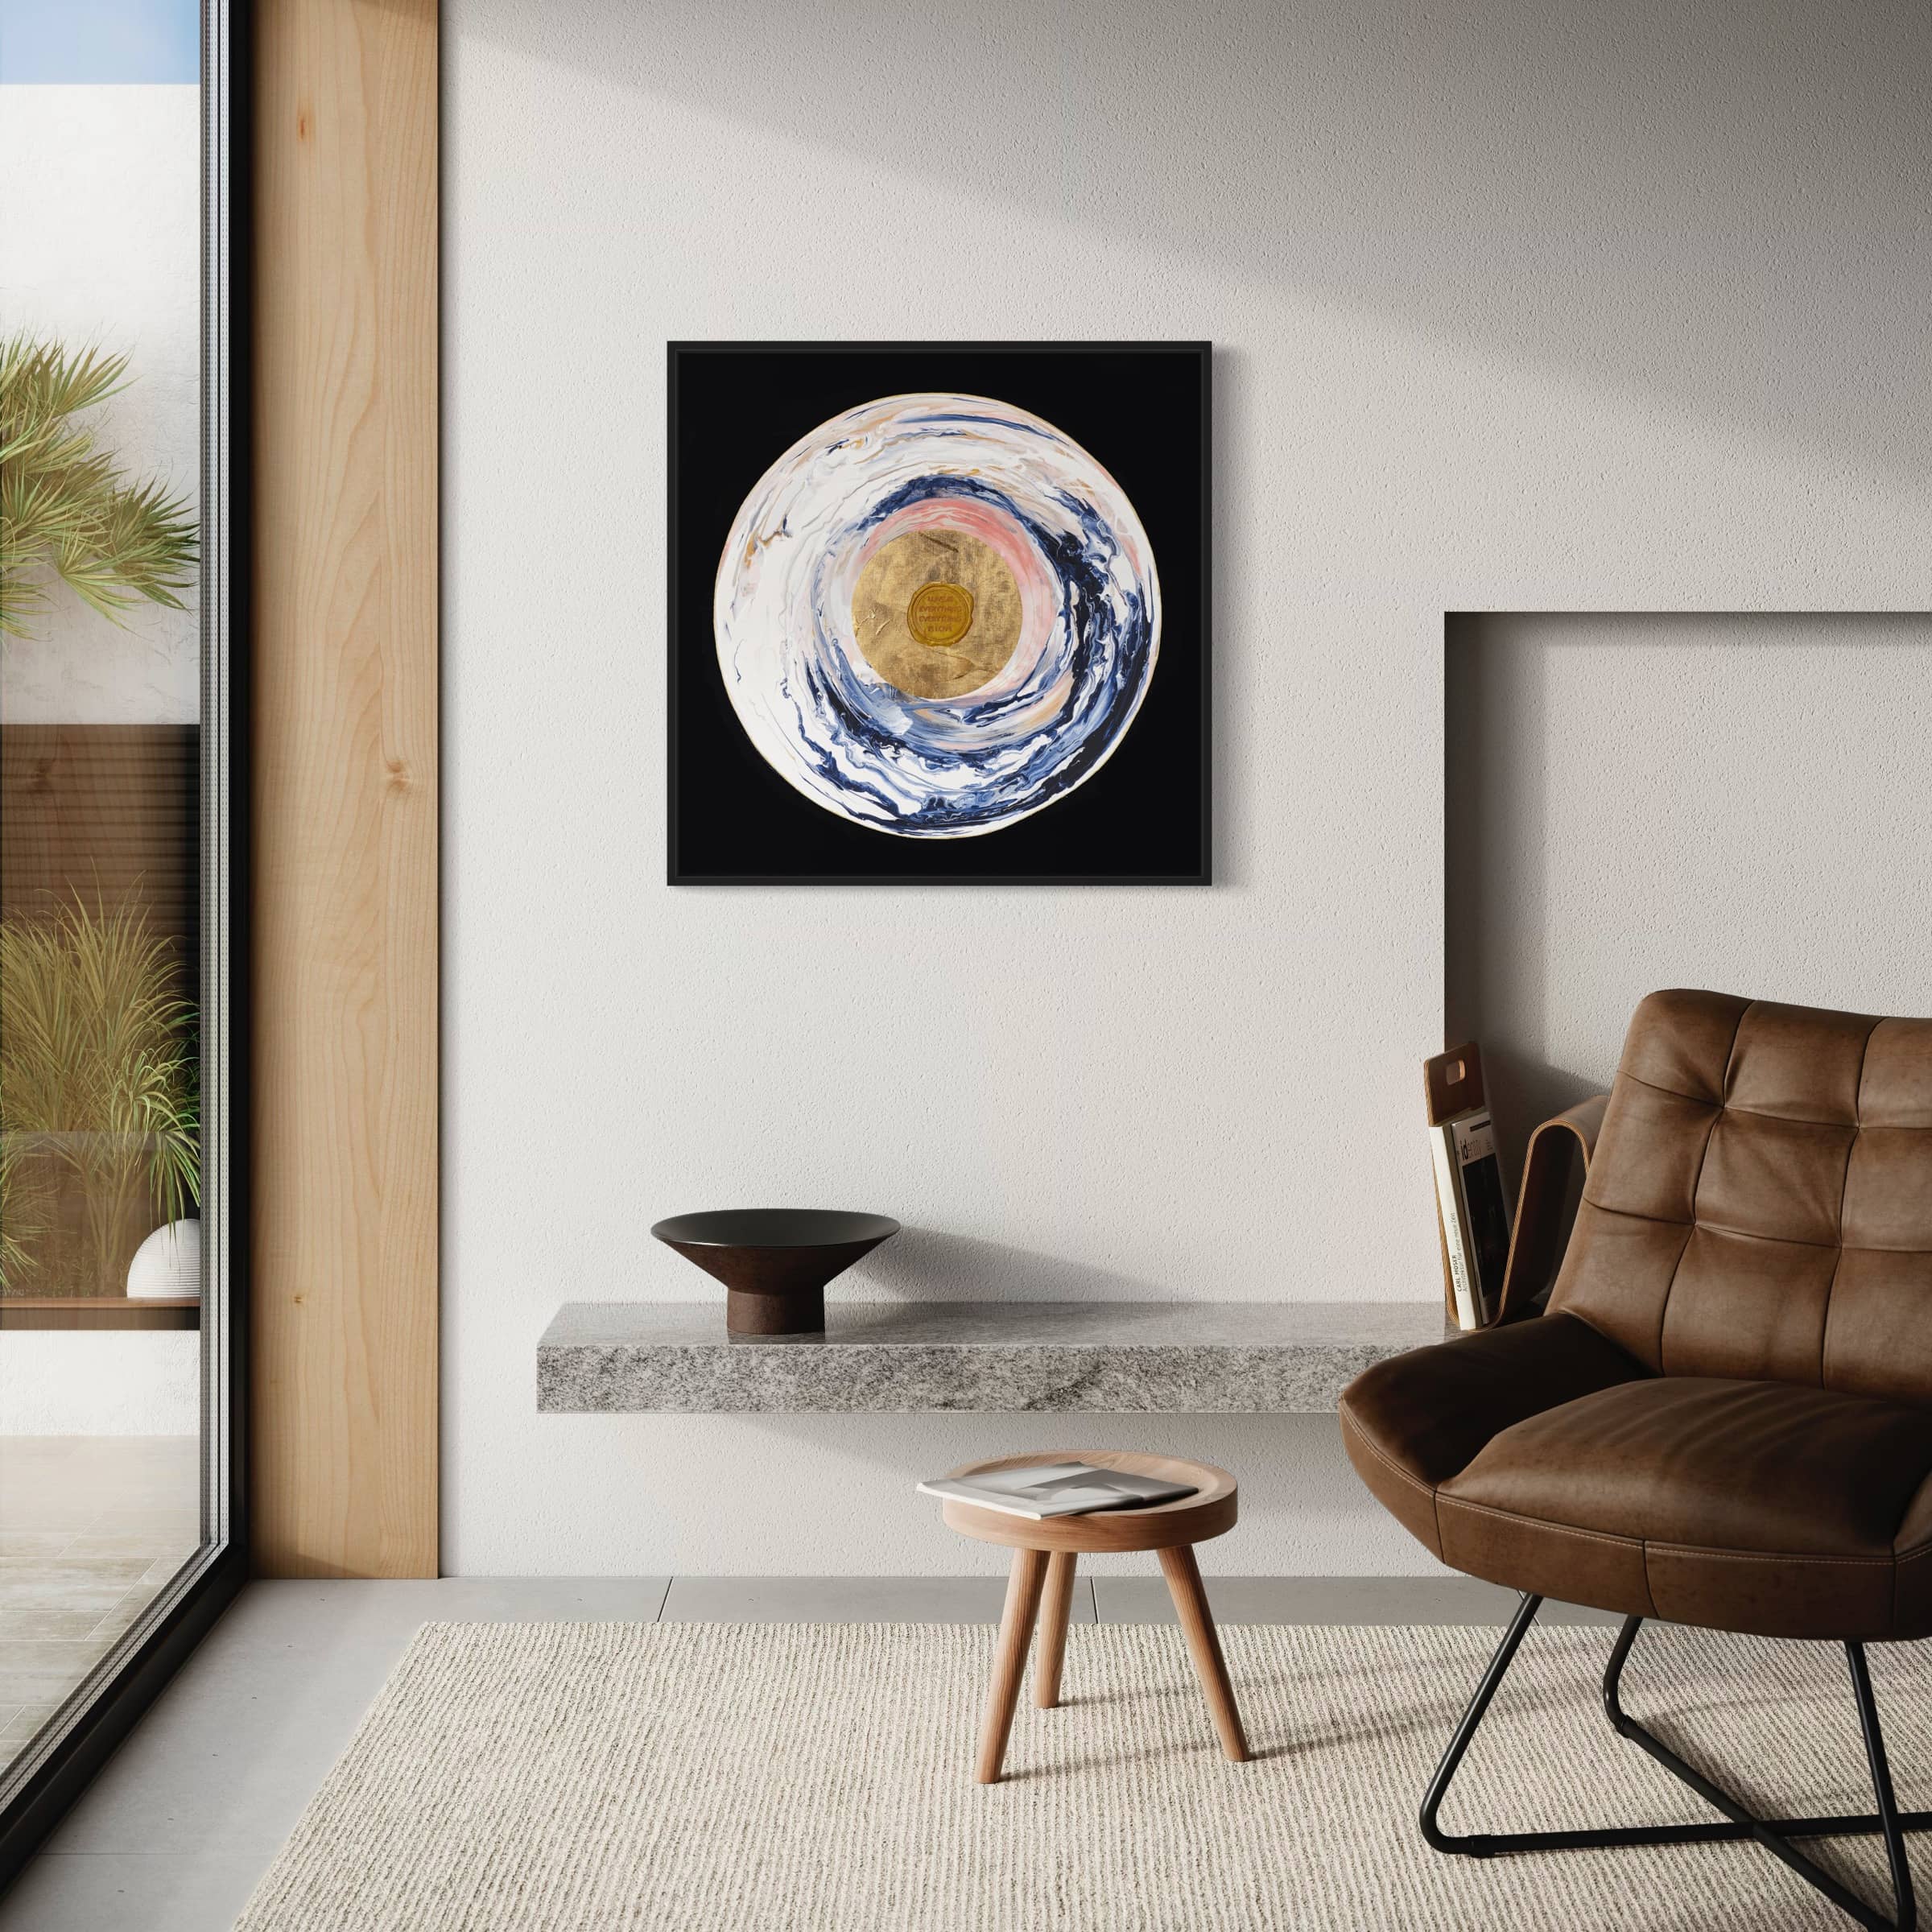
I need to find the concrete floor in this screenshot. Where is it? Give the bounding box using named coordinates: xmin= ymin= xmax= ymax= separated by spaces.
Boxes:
xmin=0 ymin=1572 xmax=1599 ymax=1930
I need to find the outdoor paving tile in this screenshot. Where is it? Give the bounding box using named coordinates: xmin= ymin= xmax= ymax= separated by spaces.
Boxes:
xmin=60 ymin=1531 xmax=202 ymax=1560
xmin=0 ymin=1575 xmax=140 ymax=1641
xmin=0 ymin=1575 xmax=135 ymax=1608
xmin=0 ymin=1703 xmax=57 ymax=1751
xmin=0 ymin=1532 xmax=76 ymax=1558
xmin=76 ymin=1513 xmax=200 ymax=1537
xmin=0 ymin=1606 xmax=126 ymax=1641
xmin=0 ymin=1637 xmax=108 ymax=1703
xmin=0 ymin=1557 xmax=155 ymax=1586
xmin=0 ymin=1505 xmax=88 ymax=1532
xmin=2 ymin=1439 xmax=200 ymax=1759
xmin=0 ymin=1664 xmax=101 ymax=1706
xmin=89 ymin=1590 xmax=158 ymax=1641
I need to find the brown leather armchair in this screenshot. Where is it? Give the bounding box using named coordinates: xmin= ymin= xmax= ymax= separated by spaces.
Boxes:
xmin=1343 ymin=991 xmax=1932 ymax=1930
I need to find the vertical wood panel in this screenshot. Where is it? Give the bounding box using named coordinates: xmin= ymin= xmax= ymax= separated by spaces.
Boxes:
xmin=253 ymin=0 xmax=438 ymax=1576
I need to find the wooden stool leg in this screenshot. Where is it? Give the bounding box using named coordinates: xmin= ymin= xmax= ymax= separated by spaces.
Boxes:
xmin=1034 ymin=1552 xmax=1078 ymax=1708
xmin=976 ymin=1548 xmax=1049 ymax=1783
xmin=1158 ymin=1544 xmax=1250 ymax=1762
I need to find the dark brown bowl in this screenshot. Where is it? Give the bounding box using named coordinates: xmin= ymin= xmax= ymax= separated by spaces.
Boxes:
xmin=650 ymin=1210 xmax=899 ymax=1335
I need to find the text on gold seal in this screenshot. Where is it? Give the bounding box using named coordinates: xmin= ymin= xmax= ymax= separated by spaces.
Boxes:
xmin=906 ymin=580 xmax=976 ymax=648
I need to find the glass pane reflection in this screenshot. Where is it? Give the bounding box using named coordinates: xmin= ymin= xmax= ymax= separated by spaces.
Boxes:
xmin=1 ymin=0 xmax=208 ymax=1769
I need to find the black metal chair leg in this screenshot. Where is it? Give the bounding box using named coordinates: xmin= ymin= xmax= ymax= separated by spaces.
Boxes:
xmin=1421 ymin=1596 xmax=1926 ymax=1930
xmin=1603 ymin=1617 xmax=1917 ymax=1930
xmin=1419 ymin=1590 xmax=1545 ymax=1855
xmin=1848 ymin=1641 xmax=1919 ymax=1931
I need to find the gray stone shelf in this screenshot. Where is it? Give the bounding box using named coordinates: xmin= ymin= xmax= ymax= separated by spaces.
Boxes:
xmin=537 ymin=1300 xmax=1445 ymax=1415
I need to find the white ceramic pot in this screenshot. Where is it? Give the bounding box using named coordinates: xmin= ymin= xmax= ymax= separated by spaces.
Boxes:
xmin=126 ymin=1219 xmax=202 ymax=1299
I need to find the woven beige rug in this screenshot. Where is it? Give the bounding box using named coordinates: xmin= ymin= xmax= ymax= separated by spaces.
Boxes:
xmin=233 ymin=1619 xmax=1928 ymax=1930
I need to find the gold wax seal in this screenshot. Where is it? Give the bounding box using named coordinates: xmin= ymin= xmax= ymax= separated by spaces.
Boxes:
xmin=906 ymin=580 xmax=975 ymax=648
xmin=851 ymin=530 xmax=1022 ymax=700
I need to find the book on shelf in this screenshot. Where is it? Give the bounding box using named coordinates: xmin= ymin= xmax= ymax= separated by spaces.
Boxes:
xmin=1424 ymin=1042 xmax=1514 ymax=1331
xmin=917 ymin=1462 xmax=1197 ymax=1521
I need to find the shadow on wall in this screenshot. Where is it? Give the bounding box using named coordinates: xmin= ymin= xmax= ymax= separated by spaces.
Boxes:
xmin=452 ymin=0 xmax=1931 ymax=483
xmin=1443 ymin=623 xmax=1608 ymax=1176
xmin=728 ymin=1409 xmax=1372 ymax=1514
xmin=865 ymin=1225 xmax=1173 ymax=1305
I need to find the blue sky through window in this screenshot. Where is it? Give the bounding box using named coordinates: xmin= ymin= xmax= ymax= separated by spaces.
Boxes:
xmin=0 ymin=0 xmax=199 ymax=83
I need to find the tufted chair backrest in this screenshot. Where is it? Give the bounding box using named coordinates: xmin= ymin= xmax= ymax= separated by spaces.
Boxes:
xmin=1549 ymin=990 xmax=1932 ymax=1402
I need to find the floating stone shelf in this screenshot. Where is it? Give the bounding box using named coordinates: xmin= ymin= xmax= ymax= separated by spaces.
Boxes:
xmin=537 ymin=1301 xmax=1446 ymax=1415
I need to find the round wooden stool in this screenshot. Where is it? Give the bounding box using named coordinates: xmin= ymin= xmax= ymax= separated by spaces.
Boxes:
xmin=939 ymin=1450 xmax=1249 ymax=1783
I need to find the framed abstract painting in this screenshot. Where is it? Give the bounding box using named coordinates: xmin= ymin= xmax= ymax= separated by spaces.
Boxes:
xmin=667 ymin=342 xmax=1211 ymax=884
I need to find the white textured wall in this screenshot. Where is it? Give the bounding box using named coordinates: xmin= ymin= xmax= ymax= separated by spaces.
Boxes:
xmin=0 ymin=1334 xmax=199 ymax=1435
xmin=1448 ymin=614 xmax=1932 ymax=1167
xmin=0 ymin=85 xmax=200 ymax=724
xmin=444 ymin=0 xmax=1932 ymax=1575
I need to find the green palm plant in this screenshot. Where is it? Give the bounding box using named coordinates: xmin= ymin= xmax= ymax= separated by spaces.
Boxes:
xmin=0 ymin=333 xmax=197 ymax=638
xmin=0 ymin=894 xmax=200 ymax=1295
xmin=0 ymin=1118 xmax=52 ymax=1290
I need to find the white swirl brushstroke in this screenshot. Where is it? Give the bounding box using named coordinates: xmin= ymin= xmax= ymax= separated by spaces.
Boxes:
xmin=712 ymin=393 xmax=1160 ymax=838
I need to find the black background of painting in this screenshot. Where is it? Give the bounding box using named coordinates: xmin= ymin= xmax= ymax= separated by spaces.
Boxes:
xmin=669 ymin=344 xmax=1209 ymax=883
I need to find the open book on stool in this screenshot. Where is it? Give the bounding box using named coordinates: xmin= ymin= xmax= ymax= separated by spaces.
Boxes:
xmin=919 ymin=1461 xmax=1198 ymax=1521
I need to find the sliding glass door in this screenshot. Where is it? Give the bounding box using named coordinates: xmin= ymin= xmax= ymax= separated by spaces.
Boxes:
xmin=0 ymin=0 xmax=242 ymax=1868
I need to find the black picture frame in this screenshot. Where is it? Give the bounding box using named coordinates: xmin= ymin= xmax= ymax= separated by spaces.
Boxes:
xmin=668 ymin=342 xmax=1212 ymax=885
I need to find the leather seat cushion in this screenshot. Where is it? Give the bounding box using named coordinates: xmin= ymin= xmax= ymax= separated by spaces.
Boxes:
xmin=1340 ymin=1319 xmax=1932 ymax=1641
xmin=1341 ymin=1314 xmax=1648 ymax=1489
xmin=1443 ymin=1376 xmax=1932 ymax=1558
xmin=1338 ymin=1315 xmax=1645 ymax=1558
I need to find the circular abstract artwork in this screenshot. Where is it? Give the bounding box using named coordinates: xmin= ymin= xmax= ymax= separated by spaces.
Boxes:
xmin=712 ymin=394 xmax=1161 ymax=839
